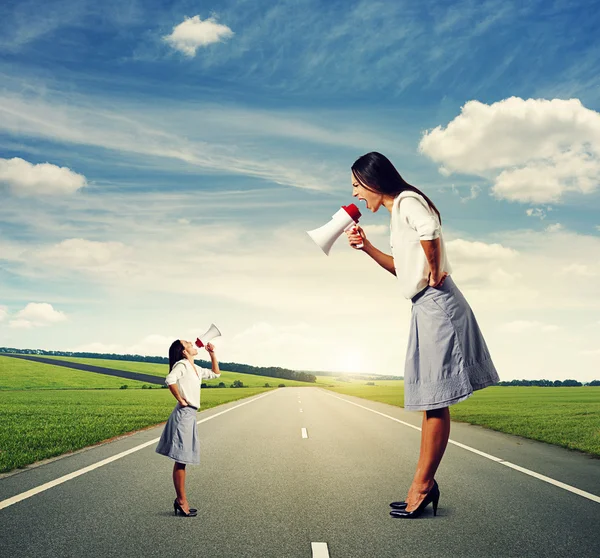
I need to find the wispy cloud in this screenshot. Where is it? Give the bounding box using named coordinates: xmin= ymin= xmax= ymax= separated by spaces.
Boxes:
xmin=0 ymin=86 xmax=406 ymax=193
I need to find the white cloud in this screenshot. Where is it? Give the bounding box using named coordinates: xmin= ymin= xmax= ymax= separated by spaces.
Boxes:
xmin=545 ymin=223 xmax=563 ymax=232
xmin=419 ymin=97 xmax=600 ymax=203
xmin=163 ymin=16 xmax=234 ymax=57
xmin=560 ymin=263 xmax=597 ymax=277
xmin=0 ymin=306 xmax=8 ymax=322
xmin=37 ymin=239 xmax=131 ymax=271
xmin=500 ymin=320 xmax=561 ymax=333
xmin=0 ymin=157 xmax=86 ymax=196
xmin=450 ymin=184 xmax=480 ymax=202
xmin=9 ymin=303 xmax=67 ymax=328
xmin=446 ymin=239 xmax=517 ymax=261
xmin=526 ymin=208 xmax=547 ymax=219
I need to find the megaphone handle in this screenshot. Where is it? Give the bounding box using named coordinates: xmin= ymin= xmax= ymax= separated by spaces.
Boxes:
xmin=345 ymin=223 xmax=364 ymax=250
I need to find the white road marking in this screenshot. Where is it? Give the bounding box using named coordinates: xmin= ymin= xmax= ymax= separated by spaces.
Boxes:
xmin=324 ymin=391 xmax=600 ymax=504
xmin=302 ymin=428 xmax=308 ymax=439
xmin=311 ymin=542 xmax=330 ymax=557
xmin=0 ymin=390 xmax=276 ymax=511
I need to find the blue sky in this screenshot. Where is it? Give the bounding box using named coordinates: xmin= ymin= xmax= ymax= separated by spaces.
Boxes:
xmin=1 ymin=0 xmax=599 ymax=381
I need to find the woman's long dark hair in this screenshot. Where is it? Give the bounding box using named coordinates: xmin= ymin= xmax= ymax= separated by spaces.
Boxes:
xmin=351 ymin=152 xmax=441 ymax=223
xmin=169 ymin=340 xmax=186 ymax=371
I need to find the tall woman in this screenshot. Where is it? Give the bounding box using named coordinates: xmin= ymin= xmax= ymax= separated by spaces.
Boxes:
xmin=346 ymin=152 xmax=499 ymax=519
xmin=156 ymin=339 xmax=221 ymax=517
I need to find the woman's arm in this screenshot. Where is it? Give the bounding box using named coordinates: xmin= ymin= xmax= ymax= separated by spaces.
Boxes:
xmin=165 ymin=362 xmax=186 ymax=400
xmin=346 ymin=225 xmax=396 ymax=275
xmin=420 ymin=238 xmax=448 ymax=287
xmin=201 ymin=343 xmax=221 ymax=379
xmin=167 ymin=383 xmax=188 ymax=406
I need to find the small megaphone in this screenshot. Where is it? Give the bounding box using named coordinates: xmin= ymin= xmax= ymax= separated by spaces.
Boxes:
xmin=307 ymin=204 xmax=363 ymax=255
xmin=195 ymin=323 xmax=222 ymax=348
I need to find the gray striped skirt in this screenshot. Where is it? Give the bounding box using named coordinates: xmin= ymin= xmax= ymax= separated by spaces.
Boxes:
xmin=404 ymin=276 xmax=499 ymax=412
xmin=155 ymin=403 xmax=200 ymax=465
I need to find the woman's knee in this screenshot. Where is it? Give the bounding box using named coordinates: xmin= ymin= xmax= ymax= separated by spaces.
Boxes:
xmin=426 ymin=407 xmax=449 ymax=419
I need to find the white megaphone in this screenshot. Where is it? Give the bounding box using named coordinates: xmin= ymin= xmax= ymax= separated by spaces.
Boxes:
xmin=195 ymin=323 xmax=222 ymax=348
xmin=307 ymin=203 xmax=363 ymax=255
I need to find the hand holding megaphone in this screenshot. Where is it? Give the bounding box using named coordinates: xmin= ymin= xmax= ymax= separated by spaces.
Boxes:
xmin=346 ymin=224 xmax=367 ymax=251
xmin=307 ymin=204 xmax=363 ymax=255
xmin=195 ymin=323 xmax=222 ymax=349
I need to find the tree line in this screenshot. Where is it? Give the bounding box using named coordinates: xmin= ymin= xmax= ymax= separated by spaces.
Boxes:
xmin=0 ymin=347 xmax=317 ymax=383
xmin=497 ymin=379 xmax=599 ymax=387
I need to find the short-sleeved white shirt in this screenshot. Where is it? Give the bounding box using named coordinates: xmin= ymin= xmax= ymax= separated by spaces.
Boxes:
xmin=390 ymin=191 xmax=452 ymax=299
xmin=164 ymin=359 xmax=220 ymax=409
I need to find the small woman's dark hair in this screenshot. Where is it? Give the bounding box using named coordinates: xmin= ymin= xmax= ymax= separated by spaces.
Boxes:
xmin=169 ymin=340 xmax=186 ymax=371
xmin=351 ymin=152 xmax=441 ymax=223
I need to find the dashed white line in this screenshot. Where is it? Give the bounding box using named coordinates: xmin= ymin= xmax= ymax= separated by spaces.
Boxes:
xmin=311 ymin=542 xmax=330 ymax=557
xmin=301 ymin=428 xmax=309 ymax=439
xmin=0 ymin=390 xmax=276 ymax=511
xmin=323 ymin=391 xmax=600 ymax=504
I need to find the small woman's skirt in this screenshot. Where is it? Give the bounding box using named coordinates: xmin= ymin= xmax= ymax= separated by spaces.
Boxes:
xmin=155 ymin=403 xmax=200 ymax=465
xmin=404 ymin=276 xmax=499 ymax=412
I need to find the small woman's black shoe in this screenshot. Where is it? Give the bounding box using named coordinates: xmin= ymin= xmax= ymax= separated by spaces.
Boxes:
xmin=390 ymin=480 xmax=440 ymax=519
xmin=174 ymin=499 xmax=197 ymax=517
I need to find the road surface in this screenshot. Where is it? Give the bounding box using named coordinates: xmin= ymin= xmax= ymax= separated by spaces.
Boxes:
xmin=1 ymin=387 xmax=599 ymax=557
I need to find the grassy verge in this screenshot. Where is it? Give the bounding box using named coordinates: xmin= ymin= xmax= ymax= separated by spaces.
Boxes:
xmin=325 ymin=382 xmax=600 ymax=456
xmin=0 ymin=387 xmax=270 ymax=473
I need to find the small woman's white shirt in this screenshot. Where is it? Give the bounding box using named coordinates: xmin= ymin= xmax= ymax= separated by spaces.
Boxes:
xmin=390 ymin=191 xmax=452 ymax=299
xmin=164 ymin=359 xmax=221 ymax=409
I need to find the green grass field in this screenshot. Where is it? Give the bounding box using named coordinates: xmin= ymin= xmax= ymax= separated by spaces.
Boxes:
xmin=36 ymin=355 xmax=330 ymax=387
xmin=0 ymin=387 xmax=270 ymax=473
xmin=325 ymin=381 xmax=600 ymax=456
xmin=0 ymin=356 xmax=152 ymax=390
xmin=0 ymin=356 xmax=272 ymax=473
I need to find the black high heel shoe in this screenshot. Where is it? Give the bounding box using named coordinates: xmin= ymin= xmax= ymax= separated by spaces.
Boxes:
xmin=389 ymin=480 xmax=440 ymax=519
xmin=173 ymin=499 xmax=197 ymax=517
xmin=390 ymin=478 xmax=437 ymax=510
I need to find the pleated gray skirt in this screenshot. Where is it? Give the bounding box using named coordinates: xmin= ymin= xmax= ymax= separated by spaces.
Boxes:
xmin=155 ymin=403 xmax=200 ymax=465
xmin=404 ymin=276 xmax=499 ymax=411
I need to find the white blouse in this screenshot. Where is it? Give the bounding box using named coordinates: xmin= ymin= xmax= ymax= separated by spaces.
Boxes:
xmin=164 ymin=359 xmax=221 ymax=409
xmin=390 ymin=191 xmax=452 ymax=299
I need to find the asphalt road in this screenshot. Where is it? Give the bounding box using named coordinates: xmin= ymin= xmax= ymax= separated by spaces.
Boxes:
xmin=1 ymin=387 xmax=599 ymax=558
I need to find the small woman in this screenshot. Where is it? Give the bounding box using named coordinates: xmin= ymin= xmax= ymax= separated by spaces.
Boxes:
xmin=346 ymin=152 xmax=499 ymax=519
xmin=156 ymin=338 xmax=221 ymax=517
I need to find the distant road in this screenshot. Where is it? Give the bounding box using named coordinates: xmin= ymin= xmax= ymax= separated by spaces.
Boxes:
xmin=2 ymin=353 xmax=164 ymax=385
xmin=1 ymin=387 xmax=599 ymax=557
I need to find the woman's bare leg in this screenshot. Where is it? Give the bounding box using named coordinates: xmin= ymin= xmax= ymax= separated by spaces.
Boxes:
xmin=405 ymin=412 xmax=428 ymax=502
xmin=173 ymin=462 xmax=190 ymax=512
xmin=405 ymin=407 xmax=450 ymax=511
